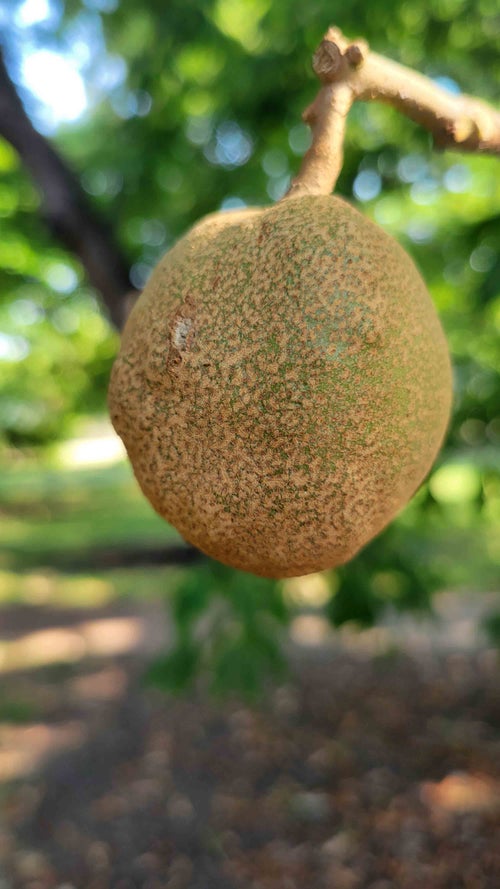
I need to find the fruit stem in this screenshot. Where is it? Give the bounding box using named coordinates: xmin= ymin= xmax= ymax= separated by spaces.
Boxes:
xmin=285 ymin=26 xmax=500 ymax=200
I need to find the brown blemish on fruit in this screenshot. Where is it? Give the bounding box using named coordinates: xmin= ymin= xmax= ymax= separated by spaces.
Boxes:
xmin=109 ymin=195 xmax=452 ymax=578
xmin=172 ymin=317 xmax=193 ymax=352
xmin=167 ymin=296 xmax=196 ymax=371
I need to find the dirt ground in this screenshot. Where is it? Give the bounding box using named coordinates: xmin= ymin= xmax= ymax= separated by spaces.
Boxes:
xmin=1 ymin=593 xmax=499 ymax=889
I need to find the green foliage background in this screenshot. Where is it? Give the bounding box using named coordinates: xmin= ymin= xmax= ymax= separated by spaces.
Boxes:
xmin=1 ymin=0 xmax=499 ymax=690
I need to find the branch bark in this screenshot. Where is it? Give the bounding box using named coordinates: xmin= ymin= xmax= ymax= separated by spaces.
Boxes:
xmin=0 ymin=49 xmax=135 ymax=330
xmin=288 ymin=26 xmax=500 ymax=198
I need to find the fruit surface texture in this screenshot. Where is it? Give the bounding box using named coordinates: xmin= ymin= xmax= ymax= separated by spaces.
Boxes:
xmin=109 ymin=195 xmax=452 ymax=577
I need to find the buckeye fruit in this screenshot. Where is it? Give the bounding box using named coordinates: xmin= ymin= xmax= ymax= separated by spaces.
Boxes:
xmin=108 ymin=194 xmax=452 ymax=578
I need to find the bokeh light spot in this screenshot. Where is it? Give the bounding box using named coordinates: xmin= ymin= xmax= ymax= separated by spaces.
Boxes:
xmin=353 ymin=170 xmax=381 ymax=202
xmin=21 ymin=50 xmax=87 ymax=123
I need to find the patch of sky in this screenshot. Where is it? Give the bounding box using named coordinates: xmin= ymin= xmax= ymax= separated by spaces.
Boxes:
xmin=43 ymin=262 xmax=79 ymax=294
xmin=92 ymin=55 xmax=127 ymax=92
xmin=21 ymin=49 xmax=87 ymax=131
xmin=406 ymin=221 xmax=437 ymax=244
xmin=432 ymin=75 xmax=461 ymax=95
xmin=81 ymin=170 xmax=123 ymax=198
xmin=51 ymin=306 xmax=80 ymax=334
xmin=14 ymin=5 xmax=128 ymax=132
xmin=111 ymin=90 xmax=151 ymax=120
xmin=353 ymin=170 xmax=382 ymax=202
xmin=204 ymin=122 xmax=253 ymax=169
xmin=443 ymin=164 xmax=472 ymax=193
xmin=82 ymin=0 xmax=118 ymax=12
xmin=288 ymin=123 xmax=311 ymax=155
xmin=266 ymin=174 xmax=290 ymax=201
xmin=220 ymin=197 xmax=248 ymax=211
xmin=470 ymin=244 xmax=496 ymax=273
xmin=140 ymin=221 xmax=167 ymax=248
xmin=396 ymin=154 xmax=428 ymax=184
xmin=9 ymin=299 xmax=45 ymax=326
xmin=130 ymin=262 xmax=154 ymax=290
xmin=14 ymin=0 xmax=55 ymax=27
xmin=186 ymin=116 xmax=213 ymax=147
xmin=261 ymin=149 xmax=288 ymax=178
xmin=0 ymin=332 xmax=31 ymax=362
xmin=410 ymin=178 xmax=440 ymax=205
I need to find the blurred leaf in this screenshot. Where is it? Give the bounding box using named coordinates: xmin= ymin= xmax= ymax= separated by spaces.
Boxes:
xmin=172 ymin=569 xmax=212 ymax=630
xmin=483 ymin=612 xmax=500 ymax=648
xmin=210 ymin=625 xmax=286 ymax=698
xmin=147 ymin=637 xmax=200 ymax=692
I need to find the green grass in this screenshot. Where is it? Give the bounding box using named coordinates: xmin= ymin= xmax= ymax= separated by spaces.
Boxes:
xmin=1 ymin=460 xmax=181 ymax=572
xmin=0 ymin=449 xmax=498 ymax=699
xmin=0 ymin=696 xmax=40 ymax=724
xmin=0 ymin=457 xmax=185 ymax=607
xmin=0 ymin=452 xmax=498 ymax=614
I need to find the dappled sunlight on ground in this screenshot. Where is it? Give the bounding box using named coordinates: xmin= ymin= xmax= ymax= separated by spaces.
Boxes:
xmin=421 ymin=772 xmax=500 ymax=814
xmin=290 ymin=614 xmax=332 ymax=646
xmin=0 ymin=445 xmax=498 ymax=884
xmin=282 ymin=572 xmax=333 ymax=608
xmin=288 ymin=589 xmax=499 ymax=661
xmin=0 ymin=571 xmax=115 ymax=608
xmin=0 ymin=665 xmax=129 ymax=784
xmin=0 ymin=608 xmax=145 ymax=783
xmin=0 ymin=617 xmax=145 ymax=673
xmin=79 ymin=617 xmax=144 ymax=657
xmin=0 ymin=721 xmax=86 ymax=782
xmin=0 ymin=594 xmax=499 ymax=886
xmin=70 ymin=665 xmax=128 ymax=702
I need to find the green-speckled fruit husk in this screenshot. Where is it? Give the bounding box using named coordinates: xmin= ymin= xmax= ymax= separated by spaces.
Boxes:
xmin=109 ymin=195 xmax=452 ymax=578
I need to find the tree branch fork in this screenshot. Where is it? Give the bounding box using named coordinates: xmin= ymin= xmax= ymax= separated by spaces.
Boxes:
xmin=288 ymin=26 xmax=500 ymax=198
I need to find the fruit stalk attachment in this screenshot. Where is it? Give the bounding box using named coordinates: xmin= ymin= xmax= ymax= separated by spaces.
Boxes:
xmin=287 ymin=26 xmax=500 ymax=199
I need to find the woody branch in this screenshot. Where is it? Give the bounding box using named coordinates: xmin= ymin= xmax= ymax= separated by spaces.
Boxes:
xmin=287 ymin=26 xmax=500 ymax=198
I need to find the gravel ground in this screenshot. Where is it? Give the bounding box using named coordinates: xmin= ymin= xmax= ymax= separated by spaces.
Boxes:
xmin=0 ymin=594 xmax=499 ymax=889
